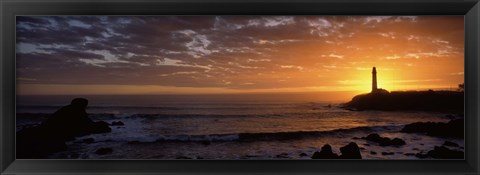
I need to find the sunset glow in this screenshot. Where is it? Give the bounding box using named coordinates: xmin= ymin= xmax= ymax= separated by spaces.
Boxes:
xmin=16 ymin=16 xmax=464 ymax=98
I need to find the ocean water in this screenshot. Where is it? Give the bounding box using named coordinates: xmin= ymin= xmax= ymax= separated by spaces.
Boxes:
xmin=16 ymin=94 xmax=464 ymax=159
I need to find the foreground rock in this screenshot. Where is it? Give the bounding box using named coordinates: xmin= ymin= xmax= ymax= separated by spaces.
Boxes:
xmin=363 ymin=133 xmax=406 ymax=146
xmin=111 ymin=121 xmax=125 ymax=126
xmin=416 ymin=146 xmax=464 ymax=159
xmin=95 ymin=147 xmax=113 ymax=155
xmin=442 ymin=141 xmax=459 ymax=147
xmin=339 ymin=142 xmax=362 ymax=159
xmin=16 ymin=98 xmax=112 ymax=159
xmin=312 ymin=142 xmax=361 ymax=159
xmin=400 ymin=119 xmax=463 ymax=138
xmin=311 ymin=144 xmax=338 ymax=159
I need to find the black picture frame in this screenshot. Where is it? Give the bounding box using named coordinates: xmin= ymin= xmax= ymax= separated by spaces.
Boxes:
xmin=1 ymin=0 xmax=479 ymax=174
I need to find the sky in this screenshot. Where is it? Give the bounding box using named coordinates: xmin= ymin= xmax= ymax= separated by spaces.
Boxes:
xmin=16 ymin=16 xmax=464 ymax=97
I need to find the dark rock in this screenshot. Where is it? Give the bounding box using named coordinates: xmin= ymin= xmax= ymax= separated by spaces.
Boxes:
xmin=176 ymin=156 xmax=192 ymax=159
xmin=339 ymin=142 xmax=362 ymax=159
xmin=404 ymin=153 xmax=415 ymax=156
xmin=16 ymin=98 xmax=112 ymax=159
xmin=442 ymin=141 xmax=459 ymax=147
xmin=111 ymin=121 xmax=125 ymax=126
xmin=389 ymin=138 xmax=406 ymax=146
xmin=299 ymin=153 xmax=307 ymax=157
xmin=41 ymin=98 xmax=111 ymax=139
xmin=343 ymin=90 xmax=464 ymax=113
xmin=364 ymin=133 xmax=406 ymax=146
xmin=69 ymin=153 xmax=80 ymax=159
xmin=370 ymin=151 xmax=377 ymax=155
xmin=312 ymin=144 xmax=339 ymax=159
xmin=201 ymin=141 xmax=211 ymax=145
xmin=95 ymin=147 xmax=113 ymax=155
xmin=276 ymin=153 xmax=289 ymax=158
xmin=312 ymin=143 xmax=362 ymax=159
xmin=381 ymin=152 xmax=395 ymax=155
xmin=412 ymin=148 xmax=420 ymax=151
xmin=427 ymin=146 xmax=464 ymax=159
xmin=128 ymin=141 xmax=141 ymax=144
xmin=415 ymin=153 xmax=429 ymax=159
xmin=400 ymin=119 xmax=464 ymax=138
xmin=82 ymin=138 xmax=95 ymax=144
xmin=365 ymin=133 xmax=385 ymax=143
xmin=16 ymin=126 xmax=67 ymax=158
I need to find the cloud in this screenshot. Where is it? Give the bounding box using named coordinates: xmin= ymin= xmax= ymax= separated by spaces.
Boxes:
xmin=385 ymin=55 xmax=401 ymax=60
xmin=156 ymin=58 xmax=212 ymax=70
xmin=250 ymin=16 xmax=295 ymax=28
xmin=450 ymin=72 xmax=464 ymax=76
xmin=323 ymin=65 xmax=337 ymax=69
xmin=228 ymin=62 xmax=260 ymax=69
xmin=432 ymin=39 xmax=450 ymax=45
xmin=363 ymin=16 xmax=392 ymax=24
xmin=175 ymin=29 xmax=215 ymax=58
xmin=378 ymin=32 xmax=396 ymax=39
xmin=406 ymin=35 xmax=421 ymax=41
xmin=159 ymin=71 xmax=198 ymax=77
xmin=246 ymin=58 xmax=271 ymax=63
xmin=328 ymin=53 xmax=344 ymax=59
xmin=280 ymin=65 xmax=304 ymax=71
xmin=355 ymin=67 xmax=370 ymax=71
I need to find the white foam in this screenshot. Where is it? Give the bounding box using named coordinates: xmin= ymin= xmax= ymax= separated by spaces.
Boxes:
xmin=74 ymin=115 xmax=158 ymax=143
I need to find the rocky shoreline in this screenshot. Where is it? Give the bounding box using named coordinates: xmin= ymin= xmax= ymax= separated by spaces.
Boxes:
xmin=343 ymin=90 xmax=464 ymax=113
xmin=310 ymin=118 xmax=464 ymax=159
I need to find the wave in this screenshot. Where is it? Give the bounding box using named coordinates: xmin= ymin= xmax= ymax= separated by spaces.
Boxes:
xmin=126 ymin=125 xmax=401 ymax=144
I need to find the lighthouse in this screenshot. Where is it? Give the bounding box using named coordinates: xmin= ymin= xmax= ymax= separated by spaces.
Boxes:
xmin=372 ymin=67 xmax=378 ymax=93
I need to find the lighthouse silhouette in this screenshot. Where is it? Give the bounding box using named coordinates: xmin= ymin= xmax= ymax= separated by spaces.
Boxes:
xmin=372 ymin=67 xmax=378 ymax=93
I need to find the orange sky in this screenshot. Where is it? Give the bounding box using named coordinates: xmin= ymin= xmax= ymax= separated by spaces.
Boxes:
xmin=16 ymin=16 xmax=464 ymax=97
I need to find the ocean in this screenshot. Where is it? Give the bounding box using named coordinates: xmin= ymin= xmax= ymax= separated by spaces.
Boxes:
xmin=16 ymin=94 xmax=464 ymax=159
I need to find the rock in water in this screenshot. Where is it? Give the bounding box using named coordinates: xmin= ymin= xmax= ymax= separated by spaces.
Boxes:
xmin=427 ymin=146 xmax=464 ymax=159
xmin=339 ymin=142 xmax=362 ymax=159
xmin=82 ymin=138 xmax=95 ymax=144
xmin=16 ymin=98 xmax=112 ymax=159
xmin=381 ymin=152 xmax=395 ymax=155
xmin=40 ymin=98 xmax=111 ymax=140
xmin=95 ymin=148 xmax=113 ymax=155
xmin=400 ymin=119 xmax=464 ymax=138
xmin=364 ymin=133 xmax=406 ymax=146
xmin=389 ymin=138 xmax=406 ymax=146
xmin=311 ymin=144 xmax=339 ymax=159
xmin=16 ymin=126 xmax=67 ymax=158
xmin=111 ymin=121 xmax=125 ymax=126
xmin=442 ymin=141 xmax=459 ymax=147
xmin=365 ymin=133 xmax=390 ymax=145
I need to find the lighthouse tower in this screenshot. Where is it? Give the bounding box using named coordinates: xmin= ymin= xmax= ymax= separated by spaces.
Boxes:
xmin=372 ymin=67 xmax=378 ymax=93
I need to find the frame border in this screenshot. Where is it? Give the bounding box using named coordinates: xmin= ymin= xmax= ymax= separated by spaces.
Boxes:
xmin=1 ymin=0 xmax=479 ymax=174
